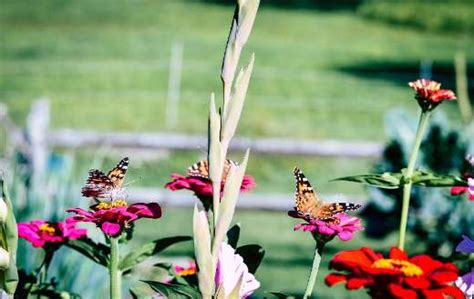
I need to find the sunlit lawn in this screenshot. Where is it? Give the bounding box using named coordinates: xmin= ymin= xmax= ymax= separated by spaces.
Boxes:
xmin=0 ymin=0 xmax=469 ymax=140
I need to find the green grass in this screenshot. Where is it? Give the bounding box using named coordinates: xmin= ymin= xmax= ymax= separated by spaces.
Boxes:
xmin=1 ymin=0 xmax=471 ymax=141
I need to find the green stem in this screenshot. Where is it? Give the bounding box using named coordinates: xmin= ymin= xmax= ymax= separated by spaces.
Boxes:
xmin=303 ymin=241 xmax=325 ymax=299
xmin=398 ymin=111 xmax=431 ymax=250
xmin=109 ymin=238 xmax=121 ymax=299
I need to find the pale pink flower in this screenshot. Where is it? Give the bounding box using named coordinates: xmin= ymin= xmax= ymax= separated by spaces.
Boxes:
xmin=215 ymin=243 xmax=260 ymax=298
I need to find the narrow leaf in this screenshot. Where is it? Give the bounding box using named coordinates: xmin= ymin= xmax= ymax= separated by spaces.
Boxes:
xmin=236 ymin=244 xmax=265 ymax=274
xmin=65 ymin=238 xmax=110 ymax=266
xmin=119 ymin=236 xmax=192 ymax=271
xmin=142 ymin=280 xmax=201 ymax=299
xmin=333 ymin=172 xmax=402 ymax=189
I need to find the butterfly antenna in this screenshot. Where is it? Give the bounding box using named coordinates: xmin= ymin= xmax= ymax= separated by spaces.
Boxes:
xmin=124 ymin=176 xmax=143 ymax=187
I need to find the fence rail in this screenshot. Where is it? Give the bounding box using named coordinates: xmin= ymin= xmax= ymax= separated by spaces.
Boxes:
xmin=50 ymin=128 xmax=382 ymax=158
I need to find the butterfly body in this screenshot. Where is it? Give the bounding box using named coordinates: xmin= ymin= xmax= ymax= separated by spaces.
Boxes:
xmin=82 ymin=157 xmax=129 ymax=199
xmin=293 ymin=167 xmax=361 ymax=221
xmin=187 ymin=159 xmax=238 ymax=181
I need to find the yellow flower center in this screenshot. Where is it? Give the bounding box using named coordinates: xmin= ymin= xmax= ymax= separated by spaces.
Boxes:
xmin=372 ymin=259 xmax=423 ymax=277
xmin=39 ymin=223 xmax=56 ymax=235
xmin=95 ymin=200 xmax=128 ymax=210
xmin=177 ymin=268 xmax=196 ymax=277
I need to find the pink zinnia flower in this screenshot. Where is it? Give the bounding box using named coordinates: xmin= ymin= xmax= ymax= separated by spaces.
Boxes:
xmin=290 ymin=212 xmax=363 ymax=241
xmin=67 ymin=200 xmax=161 ymax=237
xmin=450 ymin=179 xmax=474 ymax=201
xmin=215 ymin=243 xmax=260 ymax=298
xmin=165 ymin=161 xmax=255 ymax=210
xmin=18 ymin=220 xmax=87 ymax=248
xmin=408 ymin=79 xmax=456 ymax=111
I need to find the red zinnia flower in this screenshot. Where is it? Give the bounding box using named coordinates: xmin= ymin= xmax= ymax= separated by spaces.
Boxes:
xmin=67 ymin=200 xmax=161 ymax=237
xmin=18 ymin=220 xmax=87 ymax=248
xmin=325 ymin=247 xmax=463 ymax=299
xmin=165 ymin=168 xmax=255 ymax=210
xmin=408 ymin=79 xmax=456 ymax=111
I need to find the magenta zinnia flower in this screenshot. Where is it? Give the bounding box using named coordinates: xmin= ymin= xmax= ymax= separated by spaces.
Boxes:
xmin=18 ymin=220 xmax=87 ymax=248
xmin=408 ymin=79 xmax=456 ymax=111
xmin=215 ymin=243 xmax=260 ymax=298
xmin=67 ymin=200 xmax=161 ymax=237
xmin=289 ymin=211 xmax=363 ymax=241
xmin=165 ymin=161 xmax=255 ymax=210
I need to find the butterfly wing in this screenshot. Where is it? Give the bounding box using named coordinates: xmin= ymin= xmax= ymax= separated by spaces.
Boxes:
xmin=106 ymin=157 xmax=129 ymax=188
xmin=293 ymin=167 xmax=361 ymax=221
xmin=316 ymin=202 xmax=361 ymax=220
xmin=293 ymin=167 xmax=323 ymax=219
xmin=187 ymin=159 xmax=238 ymax=180
xmin=81 ymin=169 xmax=115 ymax=198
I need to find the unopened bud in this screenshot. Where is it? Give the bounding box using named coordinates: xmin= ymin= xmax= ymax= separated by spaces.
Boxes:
xmin=0 ymin=198 xmax=7 ymax=224
xmin=0 ymin=247 xmax=9 ymax=269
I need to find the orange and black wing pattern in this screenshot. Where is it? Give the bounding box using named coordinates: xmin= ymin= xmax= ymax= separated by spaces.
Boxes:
xmin=81 ymin=157 xmax=129 ymax=198
xmin=187 ymin=159 xmax=238 ymax=181
xmin=293 ymin=167 xmax=361 ymax=221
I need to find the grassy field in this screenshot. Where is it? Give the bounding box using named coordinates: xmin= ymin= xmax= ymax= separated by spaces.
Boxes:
xmin=1 ymin=0 xmax=471 ymax=140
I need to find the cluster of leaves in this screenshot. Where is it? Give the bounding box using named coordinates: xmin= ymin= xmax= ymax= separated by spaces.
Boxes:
xmin=137 ymin=224 xmax=265 ymax=298
xmin=338 ymin=111 xmax=473 ymax=260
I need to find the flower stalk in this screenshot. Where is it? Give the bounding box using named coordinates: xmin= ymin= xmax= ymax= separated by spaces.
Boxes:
xmin=303 ymin=241 xmax=325 ymax=299
xmin=398 ymin=110 xmax=431 ymax=250
xmin=109 ymin=237 xmax=121 ymax=299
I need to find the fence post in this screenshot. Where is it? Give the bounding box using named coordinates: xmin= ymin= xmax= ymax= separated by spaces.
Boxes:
xmin=454 ymin=51 xmax=472 ymax=124
xmin=165 ymin=41 xmax=184 ymax=129
xmin=26 ymin=99 xmax=50 ymax=190
xmin=419 ymin=58 xmax=432 ymax=79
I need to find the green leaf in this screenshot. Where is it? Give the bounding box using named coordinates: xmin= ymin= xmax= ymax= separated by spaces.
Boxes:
xmin=236 ymin=244 xmax=265 ymax=274
xmin=119 ymin=236 xmax=191 ymax=272
xmin=65 ymin=238 xmax=110 ymax=267
xmin=410 ymin=171 xmax=467 ymax=187
xmin=226 ymin=224 xmax=241 ymax=249
xmin=333 ymin=172 xmax=403 ymax=189
xmin=142 ymin=280 xmax=201 ymax=299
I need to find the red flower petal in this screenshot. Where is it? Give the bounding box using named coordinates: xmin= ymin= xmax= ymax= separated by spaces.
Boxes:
xmin=389 ymin=247 xmax=408 ymax=261
xmin=404 ymin=277 xmax=430 ymax=289
xmin=409 ymin=255 xmax=442 ymax=274
xmin=325 ymin=274 xmax=347 ymax=286
xmin=429 ymin=270 xmax=458 ymax=285
xmin=346 ymin=277 xmax=371 ymax=290
xmin=388 ymin=283 xmax=418 ymax=299
xmin=450 ymin=186 xmax=467 ymax=196
xmin=422 ymin=286 xmax=465 ymax=299
xmin=330 ymin=247 xmax=381 ymax=271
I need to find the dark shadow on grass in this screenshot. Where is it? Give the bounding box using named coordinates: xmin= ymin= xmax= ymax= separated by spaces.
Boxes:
xmin=338 ymin=60 xmax=474 ymax=100
xmin=192 ymin=0 xmax=362 ymax=11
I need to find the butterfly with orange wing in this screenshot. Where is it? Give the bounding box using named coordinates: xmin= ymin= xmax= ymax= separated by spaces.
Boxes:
xmin=81 ymin=157 xmax=129 ymax=199
xmin=187 ymin=159 xmax=238 ymax=181
xmin=293 ymin=167 xmax=361 ymax=221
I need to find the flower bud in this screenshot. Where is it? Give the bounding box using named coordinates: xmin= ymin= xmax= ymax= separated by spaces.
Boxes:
xmin=0 ymin=247 xmax=10 ymax=269
xmin=0 ymin=198 xmax=7 ymax=224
